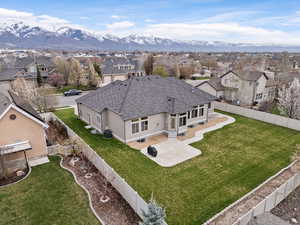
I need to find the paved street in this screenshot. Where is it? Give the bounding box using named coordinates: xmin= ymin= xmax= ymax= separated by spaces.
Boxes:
xmin=52 ymin=92 xmax=91 ymax=108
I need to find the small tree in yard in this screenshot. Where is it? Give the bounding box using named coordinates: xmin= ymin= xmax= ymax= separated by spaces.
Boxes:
xmin=153 ymin=65 xmax=168 ymax=78
xmin=48 ymin=73 xmax=65 ymax=88
xmin=140 ymin=196 xmax=166 ymax=225
xmin=278 ymin=77 xmax=300 ymax=119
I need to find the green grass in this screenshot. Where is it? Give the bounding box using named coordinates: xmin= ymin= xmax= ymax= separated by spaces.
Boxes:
xmin=55 ymin=109 xmax=300 ymax=225
xmin=192 ymin=76 xmax=211 ymax=80
xmin=0 ymin=156 xmax=101 ymax=225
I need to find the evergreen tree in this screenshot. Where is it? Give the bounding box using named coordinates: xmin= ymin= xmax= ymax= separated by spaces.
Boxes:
xmin=36 ymin=64 xmax=42 ymax=87
xmin=144 ymin=54 xmax=154 ymax=75
xmin=140 ymin=197 xmax=166 ymax=225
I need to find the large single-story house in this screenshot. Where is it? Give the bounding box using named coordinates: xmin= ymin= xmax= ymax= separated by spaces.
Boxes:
xmin=76 ymin=75 xmax=215 ymax=143
xmin=0 ymin=91 xmax=49 ymax=176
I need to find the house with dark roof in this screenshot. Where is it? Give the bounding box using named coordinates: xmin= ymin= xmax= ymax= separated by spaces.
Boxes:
xmin=76 ymin=75 xmax=215 ymax=143
xmin=101 ymin=57 xmax=145 ymax=85
xmin=0 ymin=91 xmax=49 ymax=176
xmin=197 ymin=70 xmax=276 ymax=105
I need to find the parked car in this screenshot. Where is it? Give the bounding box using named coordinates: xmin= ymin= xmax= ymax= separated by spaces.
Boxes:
xmin=64 ymin=89 xmax=82 ymax=96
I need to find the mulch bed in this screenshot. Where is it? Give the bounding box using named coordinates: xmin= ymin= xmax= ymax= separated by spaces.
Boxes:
xmin=0 ymin=167 xmax=29 ymax=186
xmin=62 ymin=155 xmax=140 ymax=225
xmin=272 ymin=185 xmax=300 ymax=224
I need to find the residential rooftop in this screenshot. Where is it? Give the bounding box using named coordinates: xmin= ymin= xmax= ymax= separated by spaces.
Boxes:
xmin=76 ymin=75 xmax=215 ymax=120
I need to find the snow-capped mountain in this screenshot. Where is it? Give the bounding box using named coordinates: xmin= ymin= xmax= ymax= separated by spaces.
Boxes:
xmin=0 ymin=22 xmax=300 ymax=52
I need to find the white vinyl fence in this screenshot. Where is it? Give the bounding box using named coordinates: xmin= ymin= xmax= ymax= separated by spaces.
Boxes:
xmin=233 ymin=173 xmax=300 ymax=225
xmin=214 ymin=101 xmax=300 ymax=131
xmin=44 ymin=113 xmax=162 ymax=223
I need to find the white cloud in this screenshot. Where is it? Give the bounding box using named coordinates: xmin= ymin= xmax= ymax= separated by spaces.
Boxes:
xmin=1 ymin=7 xmax=300 ymax=45
xmin=0 ymin=8 xmax=83 ymax=31
xmin=143 ymin=22 xmax=300 ymax=45
xmin=106 ymin=21 xmax=135 ymax=30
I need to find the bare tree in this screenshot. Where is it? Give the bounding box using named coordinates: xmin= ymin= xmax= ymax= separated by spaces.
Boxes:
xmin=68 ymin=58 xmax=82 ymax=88
xmin=10 ymin=77 xmax=38 ymax=104
xmin=278 ymin=77 xmax=300 ymax=119
xmin=53 ymin=57 xmax=71 ymax=84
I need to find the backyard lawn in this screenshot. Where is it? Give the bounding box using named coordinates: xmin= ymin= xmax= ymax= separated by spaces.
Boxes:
xmin=0 ymin=156 xmax=100 ymax=225
xmin=55 ymin=108 xmax=300 ymax=225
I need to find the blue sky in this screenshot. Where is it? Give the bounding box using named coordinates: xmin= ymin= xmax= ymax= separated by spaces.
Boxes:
xmin=1 ymin=0 xmax=300 ymax=44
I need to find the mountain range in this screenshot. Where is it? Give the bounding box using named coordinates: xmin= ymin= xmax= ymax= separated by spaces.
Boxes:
xmin=1 ymin=22 xmax=300 ymax=52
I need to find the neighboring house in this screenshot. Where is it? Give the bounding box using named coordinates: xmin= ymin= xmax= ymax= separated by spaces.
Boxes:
xmin=0 ymin=91 xmax=49 ymax=175
xmin=15 ymin=56 xmax=55 ymax=81
xmin=76 ymin=75 xmax=215 ymax=143
xmin=101 ymin=57 xmax=145 ymax=85
xmin=196 ymin=78 xmax=225 ymax=99
xmin=197 ymin=70 xmax=274 ymax=106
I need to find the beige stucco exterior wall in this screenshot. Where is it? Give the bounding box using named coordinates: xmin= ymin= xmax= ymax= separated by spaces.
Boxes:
xmin=255 ymin=75 xmax=267 ymax=103
xmin=106 ymin=110 xmax=125 ymax=141
xmin=79 ymin=103 xmax=213 ymax=143
xmin=78 ymin=103 xmax=102 ymax=130
xmin=0 ymin=108 xmax=47 ymax=161
xmin=124 ymin=113 xmax=167 ymax=142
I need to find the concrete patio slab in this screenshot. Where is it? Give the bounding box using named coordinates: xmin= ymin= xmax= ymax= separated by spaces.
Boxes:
xmin=141 ymin=139 xmax=201 ymax=167
xmin=141 ymin=112 xmax=236 ymax=167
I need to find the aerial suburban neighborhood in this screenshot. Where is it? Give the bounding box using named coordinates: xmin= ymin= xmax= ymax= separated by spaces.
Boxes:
xmin=1 ymin=1 xmax=300 ymax=225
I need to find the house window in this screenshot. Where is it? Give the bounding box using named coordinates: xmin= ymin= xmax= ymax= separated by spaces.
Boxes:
xmin=179 ymin=113 xmax=187 ymax=127
xmin=187 ymin=111 xmax=191 ymax=119
xmin=141 ymin=117 xmax=148 ymax=131
xmin=132 ymin=119 xmax=139 ymax=134
xmin=199 ymin=105 xmax=204 ymax=117
xmin=208 ymin=102 xmax=211 ymax=109
xmin=191 ymin=106 xmax=198 ymax=118
xmin=256 ymin=93 xmax=263 ymax=100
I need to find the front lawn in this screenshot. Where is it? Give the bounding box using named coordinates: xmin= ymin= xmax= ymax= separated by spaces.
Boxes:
xmin=55 ymin=109 xmax=300 ymax=225
xmin=0 ymin=156 xmax=100 ymax=225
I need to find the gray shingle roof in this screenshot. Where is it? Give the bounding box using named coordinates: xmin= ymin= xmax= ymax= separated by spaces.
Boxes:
xmin=101 ymin=57 xmax=141 ymax=76
xmin=76 ymin=75 xmax=215 ymax=120
xmin=8 ymin=91 xmax=44 ymax=122
xmin=197 ymin=77 xmax=225 ymax=91
xmin=0 ymin=68 xmax=22 ymax=81
xmin=221 ymin=70 xmax=267 ymax=81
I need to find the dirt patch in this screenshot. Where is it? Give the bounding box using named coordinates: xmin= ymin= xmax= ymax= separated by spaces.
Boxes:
xmin=272 ymin=185 xmax=300 ymax=224
xmin=205 ymin=162 xmax=299 ymax=225
xmin=62 ymin=155 xmax=140 ymax=225
xmin=0 ymin=167 xmax=29 ymax=186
